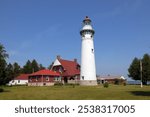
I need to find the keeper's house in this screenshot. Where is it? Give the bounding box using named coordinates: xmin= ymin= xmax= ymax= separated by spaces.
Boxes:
xmin=51 ymin=55 xmax=80 ymax=84
xmin=28 ymin=69 xmax=60 ymax=86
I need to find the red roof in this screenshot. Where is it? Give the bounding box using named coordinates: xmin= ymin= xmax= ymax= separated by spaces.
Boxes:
xmin=15 ymin=74 xmax=29 ymax=80
xmin=59 ymin=59 xmax=80 ymax=76
xmin=29 ymin=69 xmax=60 ymax=76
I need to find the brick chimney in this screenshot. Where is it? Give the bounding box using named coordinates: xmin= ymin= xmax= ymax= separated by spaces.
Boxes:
xmin=57 ymin=55 xmax=61 ymax=60
xmin=74 ymin=58 xmax=77 ymax=63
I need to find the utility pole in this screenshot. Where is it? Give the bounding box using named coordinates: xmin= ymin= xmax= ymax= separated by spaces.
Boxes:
xmin=140 ymin=59 xmax=143 ymax=88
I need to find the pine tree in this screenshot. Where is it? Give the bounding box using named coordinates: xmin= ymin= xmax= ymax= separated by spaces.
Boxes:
xmin=31 ymin=59 xmax=39 ymax=72
xmin=39 ymin=64 xmax=45 ymax=70
xmin=48 ymin=62 xmax=54 ymax=70
xmin=13 ymin=62 xmax=21 ymax=77
xmin=23 ymin=60 xmax=32 ymax=74
xmin=128 ymin=57 xmax=140 ymax=80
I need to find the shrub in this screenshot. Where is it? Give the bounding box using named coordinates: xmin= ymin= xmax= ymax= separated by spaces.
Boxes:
xmin=54 ymin=82 xmax=63 ymax=86
xmin=123 ymin=82 xmax=127 ymax=86
xmin=75 ymin=83 xmax=80 ymax=86
xmin=103 ymin=82 xmax=109 ymax=88
xmin=0 ymin=88 xmax=4 ymax=92
xmin=65 ymin=83 xmax=74 ymax=86
xmin=65 ymin=83 xmax=80 ymax=86
xmin=114 ymin=79 xmax=120 ymax=85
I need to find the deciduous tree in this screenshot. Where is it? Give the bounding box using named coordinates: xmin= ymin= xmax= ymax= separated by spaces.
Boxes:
xmin=0 ymin=43 xmax=9 ymax=85
xmin=142 ymin=54 xmax=150 ymax=85
xmin=128 ymin=54 xmax=150 ymax=85
xmin=5 ymin=63 xmax=14 ymax=84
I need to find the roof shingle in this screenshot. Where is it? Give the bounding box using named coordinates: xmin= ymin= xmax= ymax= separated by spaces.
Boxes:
xmin=59 ymin=59 xmax=80 ymax=76
xmin=29 ymin=69 xmax=60 ymax=76
xmin=15 ymin=74 xmax=29 ymax=80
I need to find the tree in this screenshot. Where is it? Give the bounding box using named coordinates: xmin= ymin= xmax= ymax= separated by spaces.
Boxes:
xmin=48 ymin=62 xmax=54 ymax=70
xmin=0 ymin=43 xmax=8 ymax=59
xmin=128 ymin=57 xmax=140 ymax=80
xmin=142 ymin=54 xmax=150 ymax=85
xmin=22 ymin=59 xmax=45 ymax=73
xmin=31 ymin=59 xmax=39 ymax=72
xmin=5 ymin=63 xmax=14 ymax=84
xmin=0 ymin=43 xmax=9 ymax=85
xmin=23 ymin=60 xmax=32 ymax=74
xmin=39 ymin=64 xmax=45 ymax=70
xmin=13 ymin=62 xmax=21 ymax=77
xmin=128 ymin=54 xmax=150 ymax=85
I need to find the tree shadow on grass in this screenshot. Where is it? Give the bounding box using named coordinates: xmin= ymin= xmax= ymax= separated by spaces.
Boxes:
xmin=4 ymin=90 xmax=10 ymax=92
xmin=0 ymin=89 xmax=10 ymax=93
xmin=130 ymin=91 xmax=150 ymax=96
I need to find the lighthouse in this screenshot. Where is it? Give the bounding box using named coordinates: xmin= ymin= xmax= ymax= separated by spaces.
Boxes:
xmin=80 ymin=16 xmax=97 ymax=86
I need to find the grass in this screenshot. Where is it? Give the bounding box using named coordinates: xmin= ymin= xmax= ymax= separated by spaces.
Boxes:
xmin=0 ymin=85 xmax=150 ymax=100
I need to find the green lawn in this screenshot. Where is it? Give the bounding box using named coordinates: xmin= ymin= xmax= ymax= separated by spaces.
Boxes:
xmin=0 ymin=85 xmax=150 ymax=100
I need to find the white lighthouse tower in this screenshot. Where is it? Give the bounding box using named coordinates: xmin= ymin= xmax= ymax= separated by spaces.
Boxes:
xmin=80 ymin=16 xmax=97 ymax=86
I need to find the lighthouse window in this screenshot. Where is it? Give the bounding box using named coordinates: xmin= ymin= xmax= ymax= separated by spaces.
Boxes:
xmin=91 ymin=49 xmax=94 ymax=53
xmin=82 ymin=76 xmax=84 ymax=80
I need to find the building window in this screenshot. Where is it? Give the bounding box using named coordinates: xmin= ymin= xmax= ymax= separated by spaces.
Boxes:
xmin=36 ymin=77 xmax=38 ymax=82
xmin=82 ymin=76 xmax=84 ymax=80
xmin=53 ymin=67 xmax=56 ymax=71
xmin=29 ymin=78 xmax=32 ymax=82
xmin=59 ymin=67 xmax=63 ymax=73
xmin=58 ymin=77 xmax=61 ymax=81
xmin=18 ymin=80 xmax=20 ymax=83
xmin=43 ymin=83 xmax=46 ymax=86
xmin=55 ymin=77 xmax=58 ymax=81
xmin=46 ymin=76 xmax=49 ymax=81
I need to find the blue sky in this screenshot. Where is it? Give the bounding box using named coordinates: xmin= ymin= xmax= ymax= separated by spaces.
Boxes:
xmin=0 ymin=0 xmax=150 ymax=79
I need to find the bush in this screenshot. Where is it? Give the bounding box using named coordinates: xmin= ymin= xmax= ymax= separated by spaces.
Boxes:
xmin=123 ymin=82 xmax=127 ymax=86
xmin=75 ymin=83 xmax=80 ymax=86
xmin=0 ymin=88 xmax=4 ymax=92
xmin=114 ymin=79 xmax=119 ymax=85
xmin=54 ymin=82 xmax=63 ymax=86
xmin=103 ymin=82 xmax=109 ymax=88
xmin=65 ymin=83 xmax=80 ymax=87
xmin=64 ymin=83 xmax=74 ymax=86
